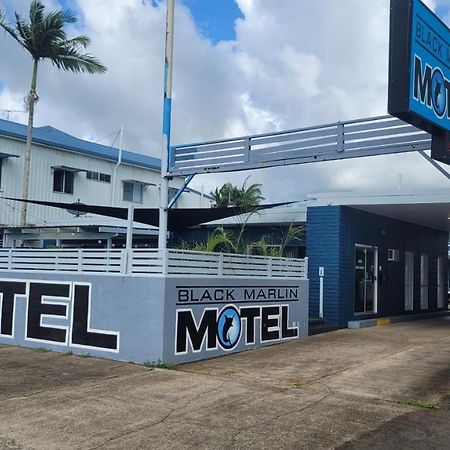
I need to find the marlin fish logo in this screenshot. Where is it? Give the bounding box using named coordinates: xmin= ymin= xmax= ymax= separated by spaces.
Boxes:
xmin=431 ymin=69 xmax=446 ymax=117
xmin=434 ymin=80 xmax=443 ymax=109
xmin=222 ymin=315 xmax=234 ymax=345
xmin=217 ymin=306 xmax=241 ymax=350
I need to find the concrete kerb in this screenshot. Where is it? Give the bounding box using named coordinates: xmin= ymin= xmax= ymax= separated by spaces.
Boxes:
xmin=348 ymin=310 xmax=450 ymax=329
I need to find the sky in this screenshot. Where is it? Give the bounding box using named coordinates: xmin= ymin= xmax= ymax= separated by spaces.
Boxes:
xmin=0 ymin=0 xmax=450 ymax=204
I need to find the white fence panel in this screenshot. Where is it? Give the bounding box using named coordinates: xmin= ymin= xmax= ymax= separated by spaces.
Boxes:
xmin=0 ymin=249 xmax=308 ymax=279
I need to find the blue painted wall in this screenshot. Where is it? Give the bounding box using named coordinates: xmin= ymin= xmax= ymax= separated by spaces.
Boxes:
xmin=307 ymin=206 xmax=449 ymax=327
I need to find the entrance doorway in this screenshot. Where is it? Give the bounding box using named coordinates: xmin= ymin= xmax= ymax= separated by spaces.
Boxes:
xmin=420 ymin=254 xmax=429 ymax=310
xmin=437 ymin=257 xmax=445 ymax=309
xmin=405 ymin=251 xmax=414 ymax=311
xmin=354 ymin=245 xmax=378 ymax=314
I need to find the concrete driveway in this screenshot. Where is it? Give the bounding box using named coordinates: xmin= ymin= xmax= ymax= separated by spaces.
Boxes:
xmin=0 ymin=317 xmax=449 ymax=449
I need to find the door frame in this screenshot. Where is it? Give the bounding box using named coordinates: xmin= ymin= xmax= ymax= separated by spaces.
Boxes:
xmin=437 ymin=256 xmax=444 ymax=309
xmin=354 ymin=244 xmax=378 ymax=315
xmin=404 ymin=251 xmax=414 ymax=312
xmin=420 ymin=254 xmax=429 ymax=310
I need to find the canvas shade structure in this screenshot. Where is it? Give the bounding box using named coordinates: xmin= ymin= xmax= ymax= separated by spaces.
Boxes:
xmin=4 ymin=198 xmax=295 ymax=231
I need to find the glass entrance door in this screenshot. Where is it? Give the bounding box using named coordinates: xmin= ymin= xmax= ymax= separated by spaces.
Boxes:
xmin=437 ymin=257 xmax=444 ymax=309
xmin=354 ymin=245 xmax=378 ymax=314
xmin=404 ymin=251 xmax=414 ymax=311
xmin=420 ymin=254 xmax=429 ymax=310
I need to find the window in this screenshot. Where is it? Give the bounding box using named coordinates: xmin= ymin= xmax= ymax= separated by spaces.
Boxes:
xmin=387 ymin=249 xmax=399 ymax=262
xmin=123 ymin=181 xmax=143 ymax=203
xmin=53 ymin=169 xmax=74 ymax=194
xmin=0 ymin=158 xmax=2 ymax=188
xmin=87 ymin=171 xmax=111 ymax=183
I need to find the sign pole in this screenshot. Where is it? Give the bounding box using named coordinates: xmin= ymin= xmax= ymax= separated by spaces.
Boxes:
xmin=158 ymin=0 xmax=175 ymax=251
xmin=126 ymin=203 xmax=134 ymax=274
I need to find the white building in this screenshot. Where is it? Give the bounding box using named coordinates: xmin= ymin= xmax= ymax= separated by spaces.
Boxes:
xmin=0 ymin=118 xmax=210 ymax=247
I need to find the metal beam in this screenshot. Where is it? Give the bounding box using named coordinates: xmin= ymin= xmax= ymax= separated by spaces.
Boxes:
xmin=168 ymin=174 xmax=195 ymax=209
xmin=418 ymin=151 xmax=450 ymax=182
xmin=168 ymin=115 xmax=431 ymax=176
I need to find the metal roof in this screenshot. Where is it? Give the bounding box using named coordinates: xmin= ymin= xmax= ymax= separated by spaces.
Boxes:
xmin=0 ymin=118 xmax=161 ymax=171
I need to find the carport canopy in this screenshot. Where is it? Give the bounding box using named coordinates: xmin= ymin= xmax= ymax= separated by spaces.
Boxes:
xmin=307 ymin=191 xmax=450 ymax=233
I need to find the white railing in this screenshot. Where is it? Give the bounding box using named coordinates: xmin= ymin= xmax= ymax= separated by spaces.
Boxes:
xmin=0 ymin=248 xmax=126 ymax=273
xmin=0 ymin=248 xmax=308 ymax=279
xmin=170 ymin=115 xmax=431 ymax=176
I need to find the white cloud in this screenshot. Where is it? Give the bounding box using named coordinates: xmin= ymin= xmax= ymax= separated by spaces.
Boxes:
xmin=422 ymin=0 xmax=437 ymax=10
xmin=0 ymin=0 xmax=448 ymax=205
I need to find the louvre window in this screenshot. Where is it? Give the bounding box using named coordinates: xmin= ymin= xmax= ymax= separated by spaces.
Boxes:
xmin=87 ymin=171 xmax=111 ymax=183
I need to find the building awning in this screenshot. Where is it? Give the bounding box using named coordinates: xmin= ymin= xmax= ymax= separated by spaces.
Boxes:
xmin=0 ymin=152 xmax=19 ymax=159
xmin=51 ymin=165 xmax=87 ymax=173
xmin=122 ymin=179 xmax=155 ymax=187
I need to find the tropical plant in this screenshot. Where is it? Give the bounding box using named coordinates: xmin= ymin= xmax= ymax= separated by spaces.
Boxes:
xmin=179 ymin=223 xmax=304 ymax=258
xmin=211 ymin=176 xmax=264 ymax=209
xmin=246 ymin=223 xmax=304 ymax=257
xmin=277 ymin=223 xmax=305 ymax=257
xmin=189 ymin=227 xmax=237 ymax=253
xmin=0 ymin=1 xmax=107 ymax=226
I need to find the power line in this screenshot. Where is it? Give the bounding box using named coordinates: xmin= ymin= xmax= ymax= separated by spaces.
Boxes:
xmin=0 ymin=109 xmax=26 ymax=120
xmin=94 ymin=129 xmax=121 ymax=144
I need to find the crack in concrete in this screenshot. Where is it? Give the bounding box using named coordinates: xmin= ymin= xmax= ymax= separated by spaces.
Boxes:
xmin=87 ymin=381 xmax=227 ymax=450
xmin=2 ymin=372 xmax=154 ymax=403
xmin=227 ymin=392 xmax=332 ymax=448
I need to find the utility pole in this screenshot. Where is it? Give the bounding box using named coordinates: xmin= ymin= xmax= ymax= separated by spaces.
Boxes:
xmin=158 ymin=0 xmax=175 ymax=250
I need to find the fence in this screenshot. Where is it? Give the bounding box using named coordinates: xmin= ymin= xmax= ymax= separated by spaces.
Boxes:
xmin=0 ymin=248 xmax=308 ymax=279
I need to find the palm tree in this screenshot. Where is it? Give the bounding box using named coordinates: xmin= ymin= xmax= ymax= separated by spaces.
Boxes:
xmin=211 ymin=182 xmax=238 ymax=207
xmin=211 ymin=177 xmax=264 ymax=209
xmin=237 ymin=177 xmax=265 ymax=209
xmin=0 ymin=1 xmax=107 ymax=226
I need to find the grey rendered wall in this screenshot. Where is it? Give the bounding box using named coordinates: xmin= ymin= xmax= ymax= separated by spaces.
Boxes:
xmin=0 ymin=272 xmax=165 ymax=363
xmin=0 ymin=272 xmax=309 ymax=364
xmin=163 ymin=277 xmax=309 ymax=364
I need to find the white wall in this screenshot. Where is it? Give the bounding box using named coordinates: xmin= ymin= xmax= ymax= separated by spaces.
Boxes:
xmin=0 ymin=135 xmax=209 ymax=226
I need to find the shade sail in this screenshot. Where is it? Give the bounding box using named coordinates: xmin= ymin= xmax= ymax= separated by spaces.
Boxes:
xmin=4 ymin=198 xmax=295 ymax=231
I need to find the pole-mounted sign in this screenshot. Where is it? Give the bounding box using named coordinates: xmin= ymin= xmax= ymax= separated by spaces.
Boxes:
xmin=389 ymin=0 xmax=450 ymax=164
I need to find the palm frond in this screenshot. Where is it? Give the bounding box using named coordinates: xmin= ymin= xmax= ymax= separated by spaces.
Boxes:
xmin=49 ymin=47 xmax=107 ymax=73
xmin=61 ymin=8 xmax=77 ymax=24
xmin=0 ymin=0 xmax=106 ymax=72
xmin=66 ymin=35 xmax=90 ymax=49
xmin=29 ymin=1 xmax=45 ymax=28
xmin=0 ymin=18 xmax=23 ymax=48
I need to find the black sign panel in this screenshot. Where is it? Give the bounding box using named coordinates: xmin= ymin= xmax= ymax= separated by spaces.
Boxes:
xmin=388 ymin=0 xmax=450 ymax=164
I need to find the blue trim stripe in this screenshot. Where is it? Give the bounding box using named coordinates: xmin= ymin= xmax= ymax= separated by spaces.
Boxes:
xmin=163 ymin=97 xmax=172 ymax=140
xmin=163 ymin=97 xmax=173 ymax=169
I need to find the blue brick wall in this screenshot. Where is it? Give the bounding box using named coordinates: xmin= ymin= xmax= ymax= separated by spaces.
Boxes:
xmin=307 ymin=206 xmax=449 ymax=328
xmin=306 ymin=206 xmax=342 ymax=325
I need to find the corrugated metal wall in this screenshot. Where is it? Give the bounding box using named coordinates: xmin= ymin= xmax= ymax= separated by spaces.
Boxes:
xmin=0 ymin=135 xmax=207 ymax=226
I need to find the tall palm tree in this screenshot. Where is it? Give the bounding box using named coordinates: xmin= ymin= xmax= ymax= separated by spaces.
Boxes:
xmin=0 ymin=1 xmax=107 ymax=226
